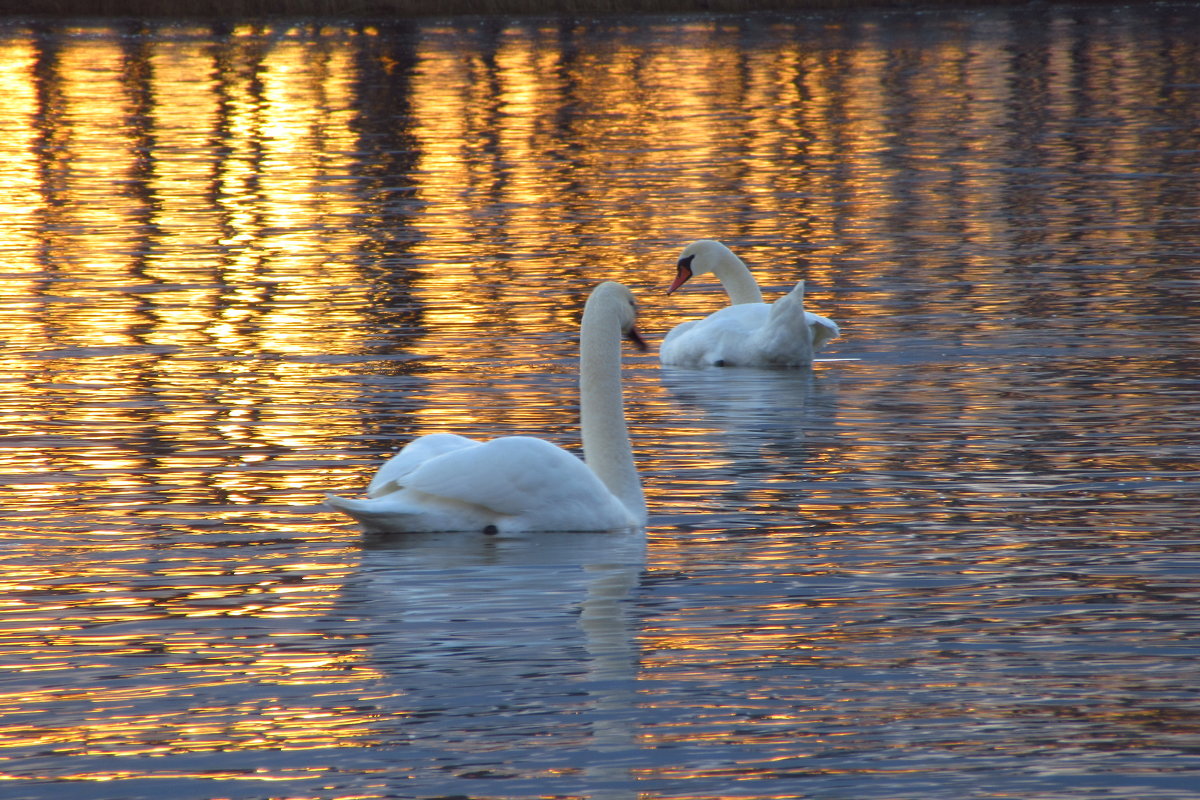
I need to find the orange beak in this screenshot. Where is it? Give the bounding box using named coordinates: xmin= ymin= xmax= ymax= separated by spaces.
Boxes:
xmin=666 ymin=255 xmax=695 ymax=295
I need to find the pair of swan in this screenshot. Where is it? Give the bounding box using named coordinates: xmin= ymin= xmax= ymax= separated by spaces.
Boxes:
xmin=326 ymin=241 xmax=839 ymax=534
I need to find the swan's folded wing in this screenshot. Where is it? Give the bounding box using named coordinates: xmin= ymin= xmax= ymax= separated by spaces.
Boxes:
xmin=660 ymin=304 xmax=769 ymax=366
xmin=401 ymin=435 xmax=611 ymax=516
xmin=805 ymin=311 xmax=840 ymax=351
xmin=366 ymin=432 xmax=482 ymax=497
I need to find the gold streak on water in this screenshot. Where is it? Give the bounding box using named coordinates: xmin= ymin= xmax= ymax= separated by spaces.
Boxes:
xmin=0 ymin=29 xmax=371 ymax=518
xmin=0 ymin=13 xmax=1193 ymax=788
xmin=0 ymin=28 xmax=391 ymax=773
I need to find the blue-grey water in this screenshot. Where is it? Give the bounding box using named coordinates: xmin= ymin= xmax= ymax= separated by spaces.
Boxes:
xmin=1 ymin=4 xmax=1199 ymax=798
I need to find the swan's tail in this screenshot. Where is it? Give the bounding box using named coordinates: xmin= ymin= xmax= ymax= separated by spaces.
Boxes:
xmin=324 ymin=492 xmax=421 ymax=532
xmin=325 ymin=492 xmax=487 ymax=534
xmin=808 ymin=311 xmax=840 ymax=351
xmin=325 ymin=493 xmax=371 ymax=514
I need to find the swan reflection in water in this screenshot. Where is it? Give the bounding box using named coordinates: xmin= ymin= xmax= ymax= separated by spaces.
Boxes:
xmin=656 ymin=364 xmax=843 ymax=523
xmin=340 ymin=528 xmax=645 ymax=797
xmin=659 ymin=363 xmax=837 ymax=437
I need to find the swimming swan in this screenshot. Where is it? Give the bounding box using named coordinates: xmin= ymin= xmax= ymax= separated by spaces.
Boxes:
xmin=326 ymin=281 xmax=647 ymax=534
xmin=659 ymin=239 xmax=839 ymax=368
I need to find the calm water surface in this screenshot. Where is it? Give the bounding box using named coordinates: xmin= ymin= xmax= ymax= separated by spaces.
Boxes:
xmin=1 ymin=4 xmax=1199 ymax=798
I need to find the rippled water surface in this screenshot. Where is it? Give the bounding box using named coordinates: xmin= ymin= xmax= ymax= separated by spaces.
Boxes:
xmin=2 ymin=4 xmax=1199 ymax=798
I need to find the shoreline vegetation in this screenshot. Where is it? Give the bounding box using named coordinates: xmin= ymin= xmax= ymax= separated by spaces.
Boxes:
xmin=0 ymin=0 xmax=1121 ymax=19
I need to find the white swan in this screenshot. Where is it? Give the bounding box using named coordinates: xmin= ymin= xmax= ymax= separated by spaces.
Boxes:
xmin=659 ymin=239 xmax=840 ymax=368
xmin=326 ymin=281 xmax=647 ymax=534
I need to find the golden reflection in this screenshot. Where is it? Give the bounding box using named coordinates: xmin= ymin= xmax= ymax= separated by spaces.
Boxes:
xmin=0 ymin=12 xmax=1195 ymax=781
xmin=2 ymin=14 xmax=1187 ymax=518
xmin=0 ymin=543 xmax=381 ymax=759
xmin=0 ymin=25 xmax=373 ymax=522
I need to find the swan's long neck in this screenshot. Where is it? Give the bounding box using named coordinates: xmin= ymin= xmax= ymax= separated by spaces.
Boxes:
xmin=712 ymin=252 xmax=764 ymax=305
xmin=579 ymin=299 xmax=645 ymax=521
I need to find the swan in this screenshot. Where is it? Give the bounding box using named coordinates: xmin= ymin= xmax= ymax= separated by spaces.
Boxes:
xmin=326 ymin=281 xmax=647 ymax=534
xmin=659 ymin=239 xmax=839 ymax=368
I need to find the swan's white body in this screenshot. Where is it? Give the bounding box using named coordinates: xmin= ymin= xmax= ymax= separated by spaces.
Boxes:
xmin=659 ymin=239 xmax=839 ymax=368
xmin=325 ymin=282 xmax=646 ymax=534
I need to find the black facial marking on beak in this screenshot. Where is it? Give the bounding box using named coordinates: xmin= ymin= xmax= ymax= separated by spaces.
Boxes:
xmin=667 ymin=254 xmax=695 ymax=295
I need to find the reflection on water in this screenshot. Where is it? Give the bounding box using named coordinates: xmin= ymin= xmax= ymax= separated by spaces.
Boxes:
xmin=1 ymin=5 xmax=1198 ymax=798
xmin=345 ymin=530 xmax=645 ymax=789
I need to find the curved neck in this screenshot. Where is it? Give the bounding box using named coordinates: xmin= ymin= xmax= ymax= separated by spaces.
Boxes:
xmin=579 ymin=304 xmax=645 ymax=522
xmin=713 ymin=251 xmax=764 ymax=304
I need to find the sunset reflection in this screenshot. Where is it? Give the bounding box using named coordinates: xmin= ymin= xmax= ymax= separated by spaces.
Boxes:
xmin=4 ymin=14 xmax=1186 ymax=513
xmin=0 ymin=9 xmax=1197 ymax=794
xmin=0 ymin=26 xmax=372 ymax=522
xmin=0 ymin=543 xmax=377 ymax=762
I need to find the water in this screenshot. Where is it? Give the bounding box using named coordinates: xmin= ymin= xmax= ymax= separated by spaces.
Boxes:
xmin=1 ymin=4 xmax=1199 ymax=798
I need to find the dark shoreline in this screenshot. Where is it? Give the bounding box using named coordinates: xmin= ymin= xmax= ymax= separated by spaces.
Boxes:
xmin=0 ymin=0 xmax=1127 ymax=20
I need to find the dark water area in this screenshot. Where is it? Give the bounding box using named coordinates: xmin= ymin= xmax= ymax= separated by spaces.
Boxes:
xmin=0 ymin=3 xmax=1198 ymax=798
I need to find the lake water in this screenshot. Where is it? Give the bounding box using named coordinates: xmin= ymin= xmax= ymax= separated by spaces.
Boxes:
xmin=1 ymin=4 xmax=1199 ymax=798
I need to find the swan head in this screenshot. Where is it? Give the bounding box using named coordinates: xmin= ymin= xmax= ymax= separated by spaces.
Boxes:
xmin=668 ymin=239 xmax=738 ymax=295
xmin=588 ymin=280 xmax=647 ymax=351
